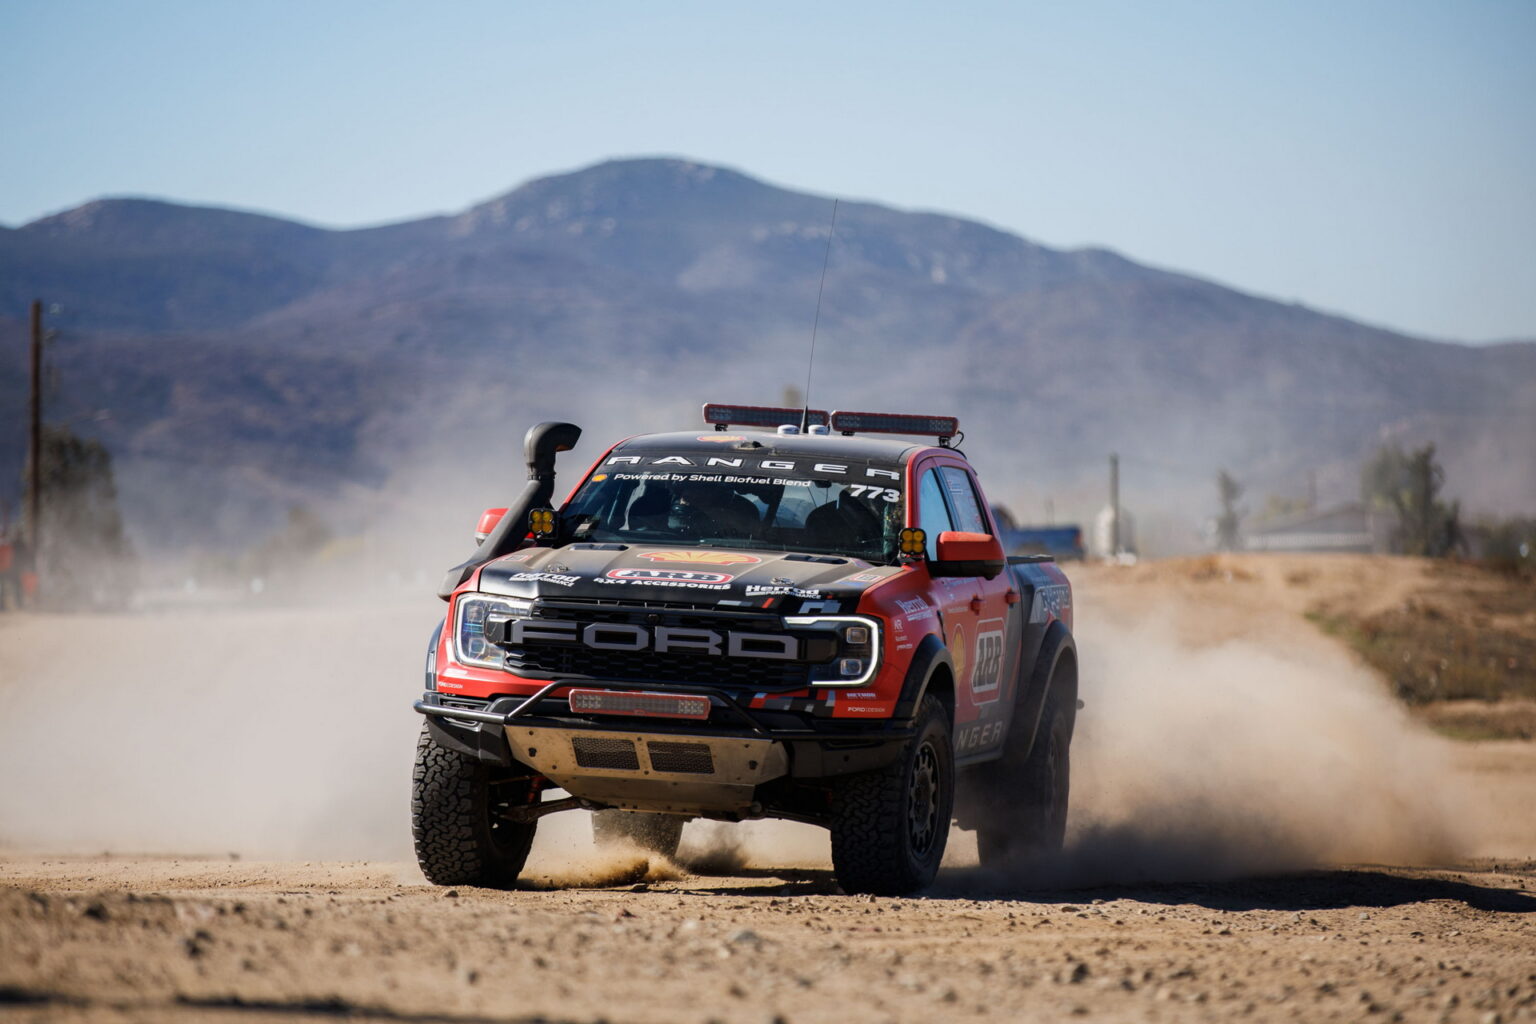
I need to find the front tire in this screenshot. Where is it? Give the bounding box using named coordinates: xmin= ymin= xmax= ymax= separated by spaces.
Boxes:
xmin=829 ymin=693 xmax=955 ymax=895
xmin=411 ymin=725 xmax=537 ymax=887
xmin=591 ymin=811 xmax=686 ymax=858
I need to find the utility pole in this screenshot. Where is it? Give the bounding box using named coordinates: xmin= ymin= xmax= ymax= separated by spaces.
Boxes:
xmin=27 ymin=300 xmax=43 ymax=557
xmin=1418 ymin=450 xmax=1435 ymax=556
xmin=1109 ymin=452 xmax=1120 ymax=558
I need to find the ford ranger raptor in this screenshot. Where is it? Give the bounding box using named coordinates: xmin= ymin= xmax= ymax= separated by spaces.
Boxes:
xmin=412 ymin=405 xmax=1077 ymax=895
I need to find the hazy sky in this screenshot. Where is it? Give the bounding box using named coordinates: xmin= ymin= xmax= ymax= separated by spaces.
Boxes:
xmin=3 ymin=0 xmax=1532 ymax=342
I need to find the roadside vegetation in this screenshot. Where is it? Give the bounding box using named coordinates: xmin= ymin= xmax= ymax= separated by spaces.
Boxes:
xmin=1307 ymin=561 xmax=1536 ymax=740
xmin=1290 ymin=444 xmax=1535 ymax=740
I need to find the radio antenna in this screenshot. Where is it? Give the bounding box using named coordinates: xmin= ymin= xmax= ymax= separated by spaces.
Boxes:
xmin=801 ymin=198 xmax=839 ymax=432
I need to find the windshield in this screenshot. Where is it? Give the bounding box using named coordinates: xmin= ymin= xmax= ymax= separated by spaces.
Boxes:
xmin=561 ymin=453 xmax=907 ymax=562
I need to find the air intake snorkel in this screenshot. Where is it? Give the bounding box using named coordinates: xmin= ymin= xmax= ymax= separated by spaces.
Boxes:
xmin=436 ymin=421 xmax=582 ymax=600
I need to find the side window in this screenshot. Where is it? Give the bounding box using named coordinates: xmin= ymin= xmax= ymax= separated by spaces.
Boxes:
xmin=938 ymin=466 xmax=989 ymax=534
xmin=917 ymin=469 xmax=954 ymax=560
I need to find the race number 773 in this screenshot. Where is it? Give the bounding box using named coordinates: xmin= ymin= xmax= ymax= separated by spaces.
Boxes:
xmin=847 ymin=485 xmax=900 ymax=502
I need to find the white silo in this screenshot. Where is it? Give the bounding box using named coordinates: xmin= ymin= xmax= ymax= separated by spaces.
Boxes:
xmin=1093 ymin=503 xmax=1137 ymax=559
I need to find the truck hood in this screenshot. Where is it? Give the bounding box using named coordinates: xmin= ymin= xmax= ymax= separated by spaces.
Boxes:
xmin=475 ymin=543 xmax=902 ymax=613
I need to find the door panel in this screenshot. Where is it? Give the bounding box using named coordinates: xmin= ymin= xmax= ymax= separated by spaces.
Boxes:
xmin=922 ymin=459 xmax=1025 ymax=764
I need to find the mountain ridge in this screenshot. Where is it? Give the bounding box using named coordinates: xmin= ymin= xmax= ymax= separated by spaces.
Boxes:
xmin=9 ymin=158 xmax=1512 ymax=346
xmin=2 ymin=157 xmax=1532 ymax=555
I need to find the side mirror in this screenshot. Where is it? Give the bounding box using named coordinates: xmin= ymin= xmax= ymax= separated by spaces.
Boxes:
xmin=474 ymin=507 xmax=508 ymax=544
xmin=929 ymin=531 xmax=1006 ymax=579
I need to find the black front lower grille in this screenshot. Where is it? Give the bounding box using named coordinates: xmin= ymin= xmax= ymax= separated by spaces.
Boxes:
xmin=572 ymin=736 xmax=641 ymax=771
xmin=498 ymin=602 xmax=817 ymax=690
xmin=504 ymin=644 xmax=808 ymax=688
xmin=647 ymin=741 xmax=714 ymax=774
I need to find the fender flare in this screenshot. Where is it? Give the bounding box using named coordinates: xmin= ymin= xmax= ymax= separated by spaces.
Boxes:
xmin=893 ymin=633 xmax=956 ymax=723
xmin=424 ymin=620 xmax=444 ymax=690
xmin=1010 ymin=620 xmax=1078 ymax=763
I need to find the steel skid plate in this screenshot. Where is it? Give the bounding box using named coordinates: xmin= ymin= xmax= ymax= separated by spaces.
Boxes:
xmin=503 ymin=724 xmax=790 ymax=815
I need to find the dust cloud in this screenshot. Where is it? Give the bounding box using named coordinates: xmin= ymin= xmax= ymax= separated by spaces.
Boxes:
xmin=0 ymin=578 xmax=1479 ymax=883
xmin=0 ymin=599 xmax=435 ymax=860
xmin=521 ymin=846 xmax=684 ymax=890
xmin=520 ymin=818 xmax=814 ymax=888
xmin=967 ymin=602 xmax=1471 ymax=889
xmin=673 ymin=818 xmax=836 ymax=875
xmin=675 ymin=821 xmax=751 ymax=875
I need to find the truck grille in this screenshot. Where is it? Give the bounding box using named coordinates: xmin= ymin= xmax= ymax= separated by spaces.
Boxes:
xmin=504 ymin=645 xmax=807 ymax=688
xmin=499 ymin=602 xmax=815 ymax=690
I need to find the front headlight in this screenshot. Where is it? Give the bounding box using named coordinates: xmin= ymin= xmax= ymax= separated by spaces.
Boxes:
xmin=785 ymin=615 xmax=881 ymax=686
xmin=453 ymin=594 xmax=532 ymax=669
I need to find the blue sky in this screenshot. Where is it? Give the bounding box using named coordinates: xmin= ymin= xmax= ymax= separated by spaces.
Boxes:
xmin=2 ymin=0 xmax=1532 ymax=342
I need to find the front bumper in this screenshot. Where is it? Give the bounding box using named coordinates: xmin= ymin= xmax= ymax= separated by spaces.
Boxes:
xmin=415 ymin=682 xmax=914 ymax=818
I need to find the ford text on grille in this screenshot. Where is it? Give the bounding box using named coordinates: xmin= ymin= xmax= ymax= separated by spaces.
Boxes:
xmin=499 ymin=619 xmax=800 ymax=660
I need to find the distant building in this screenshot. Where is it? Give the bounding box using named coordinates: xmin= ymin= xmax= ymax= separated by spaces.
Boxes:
xmin=1243 ymin=502 xmax=1387 ymax=554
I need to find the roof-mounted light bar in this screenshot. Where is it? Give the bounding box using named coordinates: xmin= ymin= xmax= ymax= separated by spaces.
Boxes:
xmin=829 ymin=410 xmax=960 ymax=445
xmin=703 ymin=403 xmax=829 ymax=431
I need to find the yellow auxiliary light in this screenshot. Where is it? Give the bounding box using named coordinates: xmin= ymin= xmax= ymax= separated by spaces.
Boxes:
xmin=899 ymin=527 xmax=926 ymax=556
xmin=529 ymin=507 xmax=557 ymax=537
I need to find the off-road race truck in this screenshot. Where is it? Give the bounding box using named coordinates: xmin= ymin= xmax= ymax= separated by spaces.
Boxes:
xmin=412 ymin=405 xmax=1077 ymax=895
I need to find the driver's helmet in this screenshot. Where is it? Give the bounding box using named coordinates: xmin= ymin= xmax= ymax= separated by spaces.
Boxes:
xmin=692 ymin=483 xmax=760 ymax=535
xmin=673 ymin=479 xmax=730 ymax=516
xmin=625 ymin=482 xmax=675 ymax=531
xmin=628 ymin=479 xmax=758 ymax=536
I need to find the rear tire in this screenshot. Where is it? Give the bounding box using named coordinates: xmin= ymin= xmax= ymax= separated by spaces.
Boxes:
xmin=975 ymin=682 xmax=1071 ymax=869
xmin=411 ymin=725 xmax=537 ymax=887
xmin=591 ymin=811 xmax=686 ymax=858
xmin=829 ymin=693 xmax=954 ymax=896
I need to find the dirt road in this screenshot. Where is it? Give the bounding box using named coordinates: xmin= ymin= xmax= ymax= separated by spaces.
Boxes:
xmin=3 ymin=556 xmax=1534 ymax=1022
xmin=4 ymin=852 xmax=1534 ymax=1023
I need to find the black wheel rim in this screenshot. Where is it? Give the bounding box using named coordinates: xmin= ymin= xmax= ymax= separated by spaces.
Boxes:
xmin=1043 ymin=723 xmax=1067 ymax=829
xmin=908 ymin=740 xmax=942 ymax=855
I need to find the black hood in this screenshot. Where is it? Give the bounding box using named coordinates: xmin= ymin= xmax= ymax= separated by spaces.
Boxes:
xmin=475 ymin=543 xmax=901 ymax=613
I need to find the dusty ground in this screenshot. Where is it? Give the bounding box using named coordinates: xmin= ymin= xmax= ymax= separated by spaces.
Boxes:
xmin=3 ymin=554 xmax=1535 ymax=1023
xmin=3 ymin=853 xmax=1534 ymax=1024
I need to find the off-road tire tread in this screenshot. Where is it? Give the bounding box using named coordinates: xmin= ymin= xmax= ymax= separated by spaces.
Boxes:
xmin=829 ymin=694 xmax=953 ymax=896
xmin=411 ymin=726 xmax=534 ymax=888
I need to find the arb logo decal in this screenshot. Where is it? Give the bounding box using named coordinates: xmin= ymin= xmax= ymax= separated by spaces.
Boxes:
xmin=637 ymin=550 xmax=762 ymax=566
xmin=607 ymin=568 xmax=735 ymax=584
xmin=972 ymin=629 xmax=1004 ymax=695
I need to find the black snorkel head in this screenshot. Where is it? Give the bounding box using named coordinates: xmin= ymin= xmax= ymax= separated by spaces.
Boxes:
xmin=435 ymin=421 xmax=582 ymax=600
